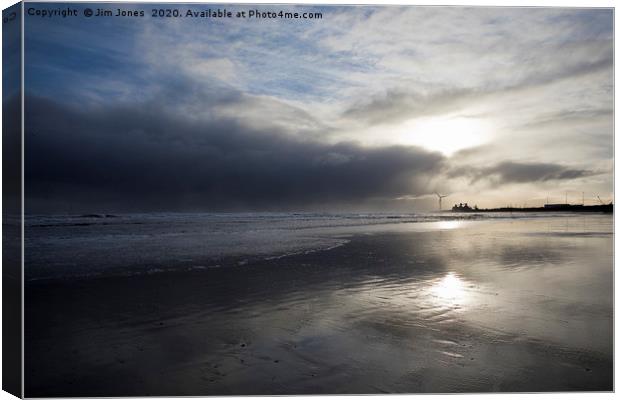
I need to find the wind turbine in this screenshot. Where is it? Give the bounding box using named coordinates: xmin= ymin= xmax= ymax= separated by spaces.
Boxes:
xmin=435 ymin=192 xmax=449 ymax=211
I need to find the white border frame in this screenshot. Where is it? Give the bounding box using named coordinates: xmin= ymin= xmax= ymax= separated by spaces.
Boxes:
xmin=0 ymin=1 xmax=615 ymax=400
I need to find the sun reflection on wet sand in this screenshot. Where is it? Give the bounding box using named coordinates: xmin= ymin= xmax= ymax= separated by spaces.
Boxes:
xmin=436 ymin=220 xmax=462 ymax=230
xmin=430 ymin=272 xmax=468 ymax=305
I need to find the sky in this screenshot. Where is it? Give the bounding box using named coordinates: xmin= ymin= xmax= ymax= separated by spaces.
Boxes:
xmin=21 ymin=3 xmax=613 ymax=213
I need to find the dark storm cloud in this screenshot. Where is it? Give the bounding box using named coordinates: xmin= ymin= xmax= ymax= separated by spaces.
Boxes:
xmin=3 ymin=95 xmax=22 ymax=213
xmin=449 ymin=161 xmax=598 ymax=185
xmin=25 ymin=95 xmax=445 ymax=213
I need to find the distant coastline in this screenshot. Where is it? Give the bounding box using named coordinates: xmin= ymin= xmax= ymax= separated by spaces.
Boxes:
xmin=451 ymin=203 xmax=613 ymax=213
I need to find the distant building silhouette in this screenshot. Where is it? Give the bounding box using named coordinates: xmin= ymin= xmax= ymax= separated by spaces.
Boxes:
xmin=452 ymin=203 xmax=473 ymax=212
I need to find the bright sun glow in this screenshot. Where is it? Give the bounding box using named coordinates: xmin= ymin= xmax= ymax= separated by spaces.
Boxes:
xmin=396 ymin=116 xmax=491 ymax=155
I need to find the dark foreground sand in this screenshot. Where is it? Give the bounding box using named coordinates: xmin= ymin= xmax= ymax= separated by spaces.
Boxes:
xmin=25 ymin=217 xmax=613 ymax=396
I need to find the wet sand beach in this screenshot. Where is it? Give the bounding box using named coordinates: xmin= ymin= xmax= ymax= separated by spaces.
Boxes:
xmin=25 ymin=216 xmax=613 ymax=396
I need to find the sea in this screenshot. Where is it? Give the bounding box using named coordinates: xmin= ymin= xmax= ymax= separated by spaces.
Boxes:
xmin=24 ymin=211 xmax=607 ymax=281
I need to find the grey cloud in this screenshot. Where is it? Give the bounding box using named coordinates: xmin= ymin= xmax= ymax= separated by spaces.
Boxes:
xmin=449 ymin=161 xmax=599 ymax=185
xmin=342 ymin=88 xmax=476 ymax=126
xmin=24 ymin=95 xmax=445 ymax=213
xmin=342 ymin=47 xmax=612 ymax=127
xmin=516 ymin=108 xmax=613 ymax=131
